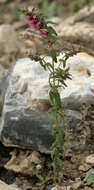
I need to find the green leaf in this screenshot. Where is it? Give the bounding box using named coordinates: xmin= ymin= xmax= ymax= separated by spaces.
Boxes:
xmin=47 ymin=1 xmax=56 ymax=18
xmin=86 ymin=174 xmax=94 ymax=185
xmin=49 ymin=88 xmax=61 ymax=109
xmin=37 ymin=175 xmax=44 ymax=182
xmin=39 ymin=60 xmax=46 ymax=70
xmin=44 ymin=1 xmax=56 ymax=19
xmin=46 ymin=62 xmax=53 ymax=69
xmin=50 ymin=49 xmax=57 ymax=63
xmin=47 ymin=26 xmax=57 ymax=36
xmin=49 ymin=90 xmax=55 ymax=106
xmin=59 ymin=80 xmax=67 ymax=87
xmin=53 ymin=36 xmax=58 ymax=43
xmin=59 ymin=59 xmax=67 ymax=68
xmin=54 ymin=90 xmax=61 ymax=108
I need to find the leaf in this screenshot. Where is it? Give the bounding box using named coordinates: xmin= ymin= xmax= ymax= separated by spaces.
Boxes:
xmin=39 ymin=60 xmax=46 ymax=70
xmin=86 ymin=173 xmax=94 ymax=185
xmin=49 ymin=49 xmax=57 ymax=63
xmin=47 ymin=26 xmax=57 ymax=36
xmin=59 ymin=80 xmax=67 ymax=87
xmin=49 ymin=90 xmax=55 ymax=106
xmin=46 ymin=1 xmax=56 ymax=19
xmin=59 ymin=59 xmax=67 ymax=68
xmin=47 ymin=1 xmax=56 ymax=18
xmin=49 ymin=88 xmax=61 ymax=109
xmin=53 ymin=36 xmax=58 ymax=43
xmin=54 ymin=90 xmax=62 ymax=108
xmin=46 ymin=62 xmax=53 ymax=69
xmin=37 ymin=175 xmax=50 ymax=185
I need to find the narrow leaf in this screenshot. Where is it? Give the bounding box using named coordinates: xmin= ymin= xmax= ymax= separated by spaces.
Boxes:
xmin=47 ymin=26 xmax=57 ymax=36
xmin=50 ymin=49 xmax=57 ymax=63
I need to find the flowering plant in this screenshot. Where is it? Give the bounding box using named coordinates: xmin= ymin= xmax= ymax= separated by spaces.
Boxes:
xmin=22 ymin=7 xmax=71 ymax=183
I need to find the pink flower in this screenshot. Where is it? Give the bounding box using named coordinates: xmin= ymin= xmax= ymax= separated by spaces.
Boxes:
xmin=26 ymin=15 xmax=47 ymax=37
xmin=33 ymin=15 xmax=38 ymax=22
xmin=40 ymin=30 xmax=46 ymax=36
xmin=26 ymin=16 xmax=40 ymax=31
xmin=26 ymin=16 xmax=33 ymax=26
xmin=35 ymin=22 xmax=41 ymax=30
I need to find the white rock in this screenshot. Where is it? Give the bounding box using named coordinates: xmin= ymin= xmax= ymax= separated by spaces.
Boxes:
xmin=0 ymin=24 xmax=20 ymax=54
xmin=12 ymin=52 xmax=94 ymax=107
xmin=0 ymin=180 xmax=19 ymax=190
xmin=79 ymin=164 xmax=91 ymax=171
xmin=1 ymin=52 xmax=94 ymax=153
xmin=86 ymin=154 xmax=94 ymax=164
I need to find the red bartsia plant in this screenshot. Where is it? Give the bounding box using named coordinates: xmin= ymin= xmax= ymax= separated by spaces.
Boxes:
xmin=22 ymin=7 xmax=71 ymax=184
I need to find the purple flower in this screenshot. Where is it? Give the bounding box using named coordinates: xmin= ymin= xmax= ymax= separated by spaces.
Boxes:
xmin=35 ymin=22 xmax=41 ymax=30
xmin=26 ymin=14 xmax=47 ymax=37
xmin=26 ymin=16 xmax=33 ymax=26
xmin=33 ymin=15 xmax=38 ymax=22
xmin=40 ymin=30 xmax=46 ymax=36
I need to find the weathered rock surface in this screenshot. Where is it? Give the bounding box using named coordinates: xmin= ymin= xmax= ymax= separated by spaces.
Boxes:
xmin=1 ymin=53 xmax=94 ymax=154
xmin=0 ymin=67 xmax=12 ymax=115
xmin=55 ymin=6 xmax=94 ymax=51
xmin=0 ymin=180 xmax=19 ymax=190
xmin=86 ymin=154 xmax=94 ymax=165
xmin=0 ymin=24 xmax=20 ymax=54
xmin=0 ymin=65 xmax=5 ymax=114
xmin=4 ymin=149 xmax=43 ymax=175
xmin=51 ymin=178 xmax=82 ymax=190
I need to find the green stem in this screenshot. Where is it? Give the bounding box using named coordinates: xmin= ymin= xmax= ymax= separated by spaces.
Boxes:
xmin=52 ymin=60 xmax=55 ymax=86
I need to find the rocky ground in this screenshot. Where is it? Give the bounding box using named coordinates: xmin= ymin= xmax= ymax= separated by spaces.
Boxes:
xmin=0 ymin=0 xmax=94 ymax=190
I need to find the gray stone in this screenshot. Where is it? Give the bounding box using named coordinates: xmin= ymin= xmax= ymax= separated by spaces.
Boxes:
xmin=1 ymin=108 xmax=54 ymax=153
xmin=0 ymin=67 xmax=12 ymax=115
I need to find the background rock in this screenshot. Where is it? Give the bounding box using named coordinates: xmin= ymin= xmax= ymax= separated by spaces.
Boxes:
xmin=55 ymin=6 xmax=94 ymax=52
xmin=0 ymin=24 xmax=20 ymax=54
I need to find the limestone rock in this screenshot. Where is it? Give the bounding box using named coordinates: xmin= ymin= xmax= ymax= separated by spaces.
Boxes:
xmin=86 ymin=154 xmax=94 ymax=164
xmin=4 ymin=149 xmax=42 ymax=175
xmin=0 ymin=180 xmax=19 ymax=190
xmin=0 ymin=67 xmax=12 ymax=116
xmin=0 ymin=24 xmax=20 ymax=54
xmin=51 ymin=186 xmax=71 ymax=190
xmin=0 ymin=64 xmax=5 ymax=78
xmin=84 ymin=187 xmax=92 ymax=190
xmin=55 ymin=6 xmax=94 ymax=51
xmin=72 ymin=178 xmax=82 ymax=189
xmin=1 ymin=53 xmax=94 ymax=154
xmin=79 ymin=163 xmax=91 ymax=171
